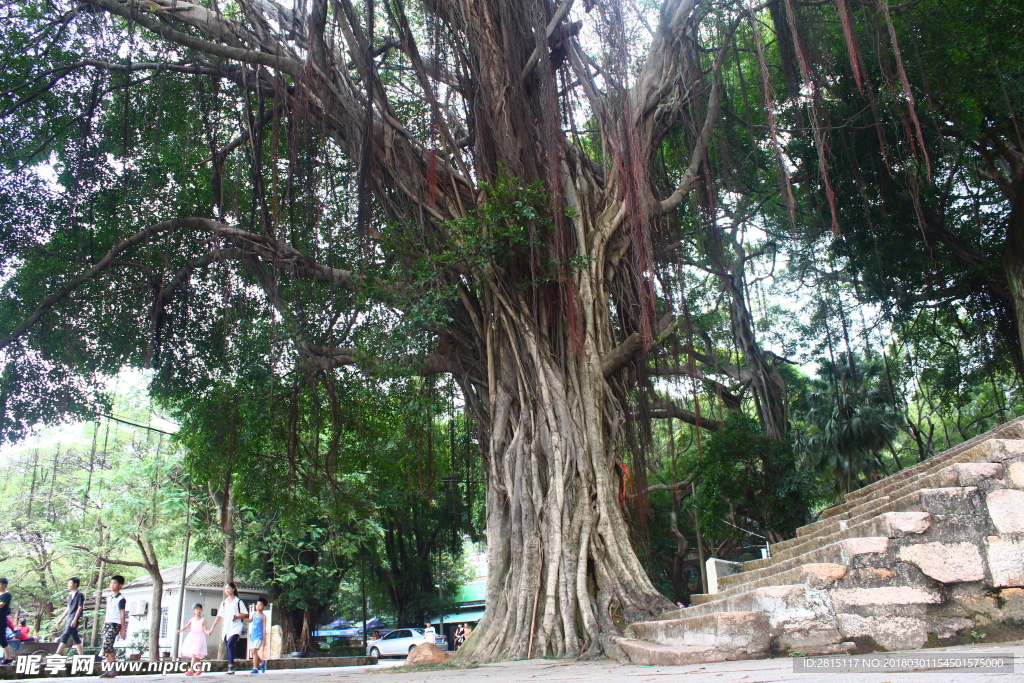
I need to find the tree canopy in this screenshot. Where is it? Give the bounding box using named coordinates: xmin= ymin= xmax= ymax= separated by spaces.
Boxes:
xmin=1 ymin=0 xmax=1022 ymax=661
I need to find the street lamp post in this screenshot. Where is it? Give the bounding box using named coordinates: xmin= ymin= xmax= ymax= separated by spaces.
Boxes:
xmin=360 ymin=553 xmax=367 ymax=651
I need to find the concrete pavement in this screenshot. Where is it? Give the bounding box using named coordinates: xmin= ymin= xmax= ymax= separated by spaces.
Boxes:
xmin=36 ymin=640 xmax=1022 ymax=682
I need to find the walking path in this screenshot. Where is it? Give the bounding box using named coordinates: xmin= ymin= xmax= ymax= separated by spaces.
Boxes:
xmin=35 ymin=640 xmax=1023 ymax=682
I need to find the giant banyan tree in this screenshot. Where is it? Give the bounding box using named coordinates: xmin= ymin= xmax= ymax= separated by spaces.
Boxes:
xmin=1 ymin=0 xmax=1022 ymax=660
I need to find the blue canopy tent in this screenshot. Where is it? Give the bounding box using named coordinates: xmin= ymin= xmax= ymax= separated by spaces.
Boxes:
xmin=312 ymin=617 xmax=357 ymax=638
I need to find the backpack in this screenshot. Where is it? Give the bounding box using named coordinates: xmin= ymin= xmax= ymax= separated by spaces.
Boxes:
xmin=237 ymin=600 xmax=248 ymax=637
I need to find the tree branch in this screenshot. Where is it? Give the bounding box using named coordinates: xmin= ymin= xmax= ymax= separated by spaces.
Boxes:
xmin=84 ymin=0 xmax=303 ymax=80
xmin=658 ymin=12 xmax=744 ymax=214
xmin=0 ymin=218 xmax=353 ymax=352
xmin=519 ymin=0 xmax=575 ymax=85
xmin=602 ymin=312 xmax=676 ymax=377
xmin=647 ymin=400 xmax=723 ymax=431
xmin=71 ymin=546 xmax=150 ymax=570
xmin=298 ymin=345 xmax=451 ymax=376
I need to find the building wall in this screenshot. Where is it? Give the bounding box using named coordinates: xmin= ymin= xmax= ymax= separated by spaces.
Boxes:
xmin=118 ymin=586 xmax=267 ymax=658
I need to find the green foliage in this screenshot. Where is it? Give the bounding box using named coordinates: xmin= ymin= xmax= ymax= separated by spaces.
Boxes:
xmin=443 ymin=176 xmax=555 ymax=272
xmin=795 ymin=355 xmax=905 ymax=494
xmin=691 ymin=415 xmax=812 ymax=543
xmin=0 ymin=372 xmax=187 ymax=638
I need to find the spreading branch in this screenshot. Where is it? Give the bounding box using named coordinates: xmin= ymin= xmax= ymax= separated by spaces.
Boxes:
xmin=602 ymin=313 xmax=677 ymax=377
xmin=71 ymin=545 xmax=150 ymax=570
xmin=647 ymin=400 xmax=723 ymax=431
xmin=0 ymin=218 xmax=353 ymax=352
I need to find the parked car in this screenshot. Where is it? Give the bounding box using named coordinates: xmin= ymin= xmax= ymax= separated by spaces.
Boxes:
xmin=365 ymin=628 xmax=449 ymax=657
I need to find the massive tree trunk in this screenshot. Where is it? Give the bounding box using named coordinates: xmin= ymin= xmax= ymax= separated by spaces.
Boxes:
xmin=461 ymin=285 xmax=672 ymax=659
xmin=448 ymin=155 xmax=681 ymax=658
xmin=276 ymin=607 xmax=314 ymax=654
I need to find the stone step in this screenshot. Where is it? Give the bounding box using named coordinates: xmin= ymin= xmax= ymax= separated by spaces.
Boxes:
xmin=639 ymin=578 xmax=947 ymax=656
xmin=626 ymin=611 xmax=770 ymax=653
xmin=613 ymin=638 xmax=742 ymax=666
xmin=694 ymin=562 xmax=850 ymax=605
xmin=752 ymin=464 xmax=996 ymax=567
xmin=811 ymin=438 xmax=1019 ymax=528
xmin=702 ymin=486 xmax=990 ymax=603
xmin=796 ymin=446 xmax=1019 ymax=541
xmin=659 ymin=584 xmax=819 ymax=622
xmin=622 ymin=420 xmax=1024 ymax=666
xmin=719 ymin=537 xmax=889 ymax=593
xmin=833 ymin=418 xmax=1024 ymax=512
xmin=743 ymin=511 xmax=931 ymax=574
xmin=767 ymin=434 xmax=1021 ymax=556
xmin=781 ymin=487 xmax=987 ymax=579
xmin=815 ymin=444 xmax=1015 ymax=528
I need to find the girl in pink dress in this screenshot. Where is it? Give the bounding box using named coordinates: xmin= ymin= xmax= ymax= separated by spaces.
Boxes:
xmin=177 ymin=604 xmax=210 ymax=675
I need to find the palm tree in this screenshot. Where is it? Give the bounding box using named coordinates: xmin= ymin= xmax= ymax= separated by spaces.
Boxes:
xmin=796 ymin=355 xmax=904 ymax=494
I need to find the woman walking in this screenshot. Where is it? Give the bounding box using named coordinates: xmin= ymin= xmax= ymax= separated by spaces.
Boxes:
xmin=208 ymin=583 xmax=248 ymax=675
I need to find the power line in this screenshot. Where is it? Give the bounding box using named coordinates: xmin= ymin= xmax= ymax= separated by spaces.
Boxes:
xmin=98 ymin=413 xmax=177 ymax=435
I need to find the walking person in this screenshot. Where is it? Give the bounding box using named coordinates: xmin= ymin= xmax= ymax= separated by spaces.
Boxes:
xmin=245 ymin=598 xmax=268 ymax=674
xmin=176 ymin=603 xmax=210 ymax=676
xmin=99 ymin=575 xmax=127 ymax=679
xmin=208 ymin=583 xmax=247 ymax=675
xmin=453 ymin=623 xmax=466 ymax=650
xmin=422 ymin=622 xmax=436 ymax=646
xmin=55 ymin=577 xmax=86 ymax=657
xmin=0 ymin=578 xmax=14 ymax=665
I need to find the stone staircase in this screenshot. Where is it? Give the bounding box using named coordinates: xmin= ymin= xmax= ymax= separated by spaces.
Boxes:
xmin=612 ymin=417 xmax=1024 ymax=666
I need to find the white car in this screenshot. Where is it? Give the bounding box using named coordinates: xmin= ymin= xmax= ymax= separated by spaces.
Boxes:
xmin=366 ymin=628 xmax=449 ymax=657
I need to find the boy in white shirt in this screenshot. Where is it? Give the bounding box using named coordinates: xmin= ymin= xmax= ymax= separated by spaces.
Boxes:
xmin=98 ymin=576 xmax=126 ymax=679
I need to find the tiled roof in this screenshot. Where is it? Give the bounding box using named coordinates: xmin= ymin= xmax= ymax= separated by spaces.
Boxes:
xmin=123 ymin=561 xmax=264 ymax=592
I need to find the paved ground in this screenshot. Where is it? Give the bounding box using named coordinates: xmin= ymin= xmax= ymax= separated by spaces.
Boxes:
xmin=38 ymin=641 xmax=1022 ymax=682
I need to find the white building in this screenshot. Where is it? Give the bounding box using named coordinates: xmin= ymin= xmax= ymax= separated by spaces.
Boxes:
xmin=118 ymin=562 xmax=267 ymax=659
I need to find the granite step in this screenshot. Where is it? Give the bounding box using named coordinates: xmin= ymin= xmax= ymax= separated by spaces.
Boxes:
xmin=658 ymin=583 xmax=822 ymax=622
xmin=726 ymin=486 xmax=989 ymax=596
xmin=812 ymin=440 xmax=1007 ymax=526
xmin=704 ymin=483 xmax=983 ymax=602
xmin=626 ymin=611 xmax=770 ymax=653
xmin=742 ymin=511 xmax=931 ymax=574
xmin=718 ymin=537 xmax=889 ymax=593
xmin=613 ymin=638 xmax=747 ymax=666
xmin=795 ymin=442 xmax=1020 ymax=541
xmin=621 ymin=419 xmax=1024 ymax=665
xmin=690 ymin=562 xmax=850 ymax=606
xmin=832 ymin=417 xmax=1024 ymax=513
xmin=634 ymin=584 xmax=872 ymax=657
xmin=753 ymin=457 xmax=1003 ymax=569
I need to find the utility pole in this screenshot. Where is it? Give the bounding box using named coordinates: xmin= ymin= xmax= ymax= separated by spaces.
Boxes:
xmin=436 ymin=547 xmax=444 ymax=644
xmin=437 ymin=582 xmax=444 ymax=643
xmin=170 ymin=489 xmax=192 ymax=660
